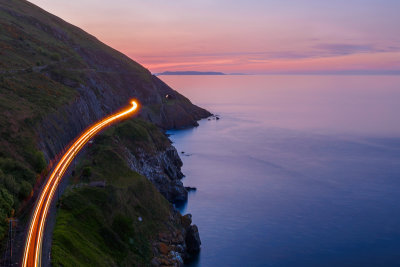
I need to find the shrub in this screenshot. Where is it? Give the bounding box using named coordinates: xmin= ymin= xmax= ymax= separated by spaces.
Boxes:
xmin=50 ymin=53 xmax=61 ymax=61
xmin=0 ymin=173 xmax=19 ymax=195
xmin=32 ymin=151 xmax=46 ymax=173
xmin=19 ymin=181 xmax=32 ymax=199
xmin=0 ymin=158 xmax=35 ymax=184
xmin=82 ymin=166 xmax=92 ymax=178
xmin=0 ymin=188 xmax=14 ymax=240
xmin=0 ymin=188 xmax=14 ymax=216
xmin=0 ymin=211 xmax=6 ymax=239
xmin=112 ymin=214 xmax=134 ymax=242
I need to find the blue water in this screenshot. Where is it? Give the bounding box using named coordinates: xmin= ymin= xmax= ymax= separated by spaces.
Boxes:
xmin=164 ymin=75 xmax=400 ymax=266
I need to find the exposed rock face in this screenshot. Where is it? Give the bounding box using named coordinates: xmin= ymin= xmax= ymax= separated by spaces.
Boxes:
xmin=0 ymin=1 xmax=207 ymax=264
xmin=186 ymin=225 xmax=202 ymax=254
xmin=0 ymin=1 xmax=211 ymax=160
xmin=36 ymin=75 xmax=211 ymax=161
xmin=125 ymin=145 xmax=188 ymax=203
xmin=151 ymin=211 xmax=201 ymax=266
xmin=2 ymin=0 xmax=211 ymax=206
xmin=181 ymin=214 xmax=202 ymax=254
xmin=0 ymin=0 xmax=211 ymax=194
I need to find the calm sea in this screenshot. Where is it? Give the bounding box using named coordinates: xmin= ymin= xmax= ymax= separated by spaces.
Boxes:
xmin=162 ymin=75 xmax=400 ymax=267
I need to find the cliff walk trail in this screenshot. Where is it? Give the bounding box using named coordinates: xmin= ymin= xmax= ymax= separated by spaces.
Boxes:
xmin=22 ymin=100 xmax=139 ymax=267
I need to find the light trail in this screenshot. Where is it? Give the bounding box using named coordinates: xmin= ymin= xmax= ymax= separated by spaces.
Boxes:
xmin=22 ymin=100 xmax=139 ymax=267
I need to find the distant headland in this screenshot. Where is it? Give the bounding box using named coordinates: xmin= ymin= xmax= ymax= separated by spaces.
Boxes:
xmin=155 ymin=71 xmax=226 ymax=76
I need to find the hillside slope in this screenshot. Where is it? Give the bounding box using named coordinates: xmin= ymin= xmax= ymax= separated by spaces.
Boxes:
xmin=0 ymin=0 xmax=209 ymax=264
xmin=51 ymin=119 xmax=201 ymax=266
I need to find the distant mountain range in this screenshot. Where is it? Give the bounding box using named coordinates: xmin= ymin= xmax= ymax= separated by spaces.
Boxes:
xmin=156 ymin=71 xmax=226 ymax=75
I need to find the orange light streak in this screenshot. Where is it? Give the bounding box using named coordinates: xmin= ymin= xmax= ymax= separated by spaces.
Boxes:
xmin=22 ymin=100 xmax=139 ymax=267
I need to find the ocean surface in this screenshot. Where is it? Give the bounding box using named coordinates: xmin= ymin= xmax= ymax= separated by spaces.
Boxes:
xmin=162 ymin=75 xmax=400 ymax=267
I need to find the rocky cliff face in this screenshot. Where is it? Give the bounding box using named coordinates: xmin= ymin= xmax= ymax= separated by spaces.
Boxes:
xmin=0 ymin=0 xmax=210 ymax=203
xmin=152 ymin=212 xmax=201 ymax=266
xmin=50 ymin=119 xmax=202 ymax=266
xmin=0 ymin=0 xmax=211 ymax=161
xmin=0 ymin=0 xmax=208 ymax=264
xmin=35 ymin=74 xmax=210 ymax=161
xmin=125 ymin=145 xmax=188 ymax=203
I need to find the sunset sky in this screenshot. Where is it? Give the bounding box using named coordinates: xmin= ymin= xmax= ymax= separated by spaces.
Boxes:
xmin=30 ymin=0 xmax=400 ymax=74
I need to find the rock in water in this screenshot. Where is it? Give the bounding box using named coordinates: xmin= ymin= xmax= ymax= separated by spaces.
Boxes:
xmin=181 ymin=214 xmax=192 ymax=228
xmin=185 ymin=225 xmax=201 ymax=254
xmin=185 ymin=186 xmax=197 ymax=192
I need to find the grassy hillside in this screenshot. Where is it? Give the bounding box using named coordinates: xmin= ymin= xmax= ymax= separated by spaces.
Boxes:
xmin=0 ymin=0 xmax=209 ymax=254
xmin=0 ymin=0 xmax=135 ymax=240
xmin=52 ymin=119 xmax=181 ymax=266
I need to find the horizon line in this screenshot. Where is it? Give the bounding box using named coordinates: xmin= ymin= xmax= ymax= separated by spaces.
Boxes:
xmin=153 ymin=70 xmax=400 ymax=76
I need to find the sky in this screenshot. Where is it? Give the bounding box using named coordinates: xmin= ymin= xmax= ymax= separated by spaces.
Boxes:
xmin=29 ymin=0 xmax=400 ymax=74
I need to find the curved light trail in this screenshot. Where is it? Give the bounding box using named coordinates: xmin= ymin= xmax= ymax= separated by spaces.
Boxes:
xmin=22 ymin=100 xmax=139 ymax=267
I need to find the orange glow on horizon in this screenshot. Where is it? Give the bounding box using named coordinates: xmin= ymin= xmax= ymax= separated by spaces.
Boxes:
xmin=22 ymin=100 xmax=139 ymax=267
xmin=137 ymin=51 xmax=400 ymax=74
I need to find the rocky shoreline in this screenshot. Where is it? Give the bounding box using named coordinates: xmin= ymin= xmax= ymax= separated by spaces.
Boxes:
xmin=125 ymin=144 xmax=188 ymax=204
xmin=152 ymin=212 xmax=201 ymax=266
xmin=122 ymin=132 xmax=203 ymax=265
xmin=0 ymin=1 xmax=210 ymax=264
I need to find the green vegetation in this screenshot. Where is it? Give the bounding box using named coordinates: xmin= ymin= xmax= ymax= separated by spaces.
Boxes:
xmin=0 ymin=0 xmax=86 ymax=245
xmin=0 ymin=0 xmax=151 ymax=77
xmin=81 ymin=166 xmax=92 ymax=178
xmin=52 ymin=120 xmax=174 ymax=266
xmin=0 ymin=188 xmax=13 ymax=238
xmin=0 ymin=3 xmax=156 ymax=230
xmin=0 ymin=156 xmax=37 ymax=239
xmin=32 ymin=151 xmax=46 ymax=173
xmin=114 ymin=118 xmax=170 ymax=152
xmin=0 ymin=0 xmax=207 ymax=259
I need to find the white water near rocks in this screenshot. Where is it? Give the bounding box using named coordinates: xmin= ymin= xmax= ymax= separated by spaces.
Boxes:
xmin=163 ymin=75 xmax=400 ymax=266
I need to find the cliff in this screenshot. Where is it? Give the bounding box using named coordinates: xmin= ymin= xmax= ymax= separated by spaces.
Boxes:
xmin=51 ymin=120 xmax=201 ymax=266
xmin=0 ymin=0 xmax=209 ymax=265
xmin=0 ymin=0 xmax=210 ymax=155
